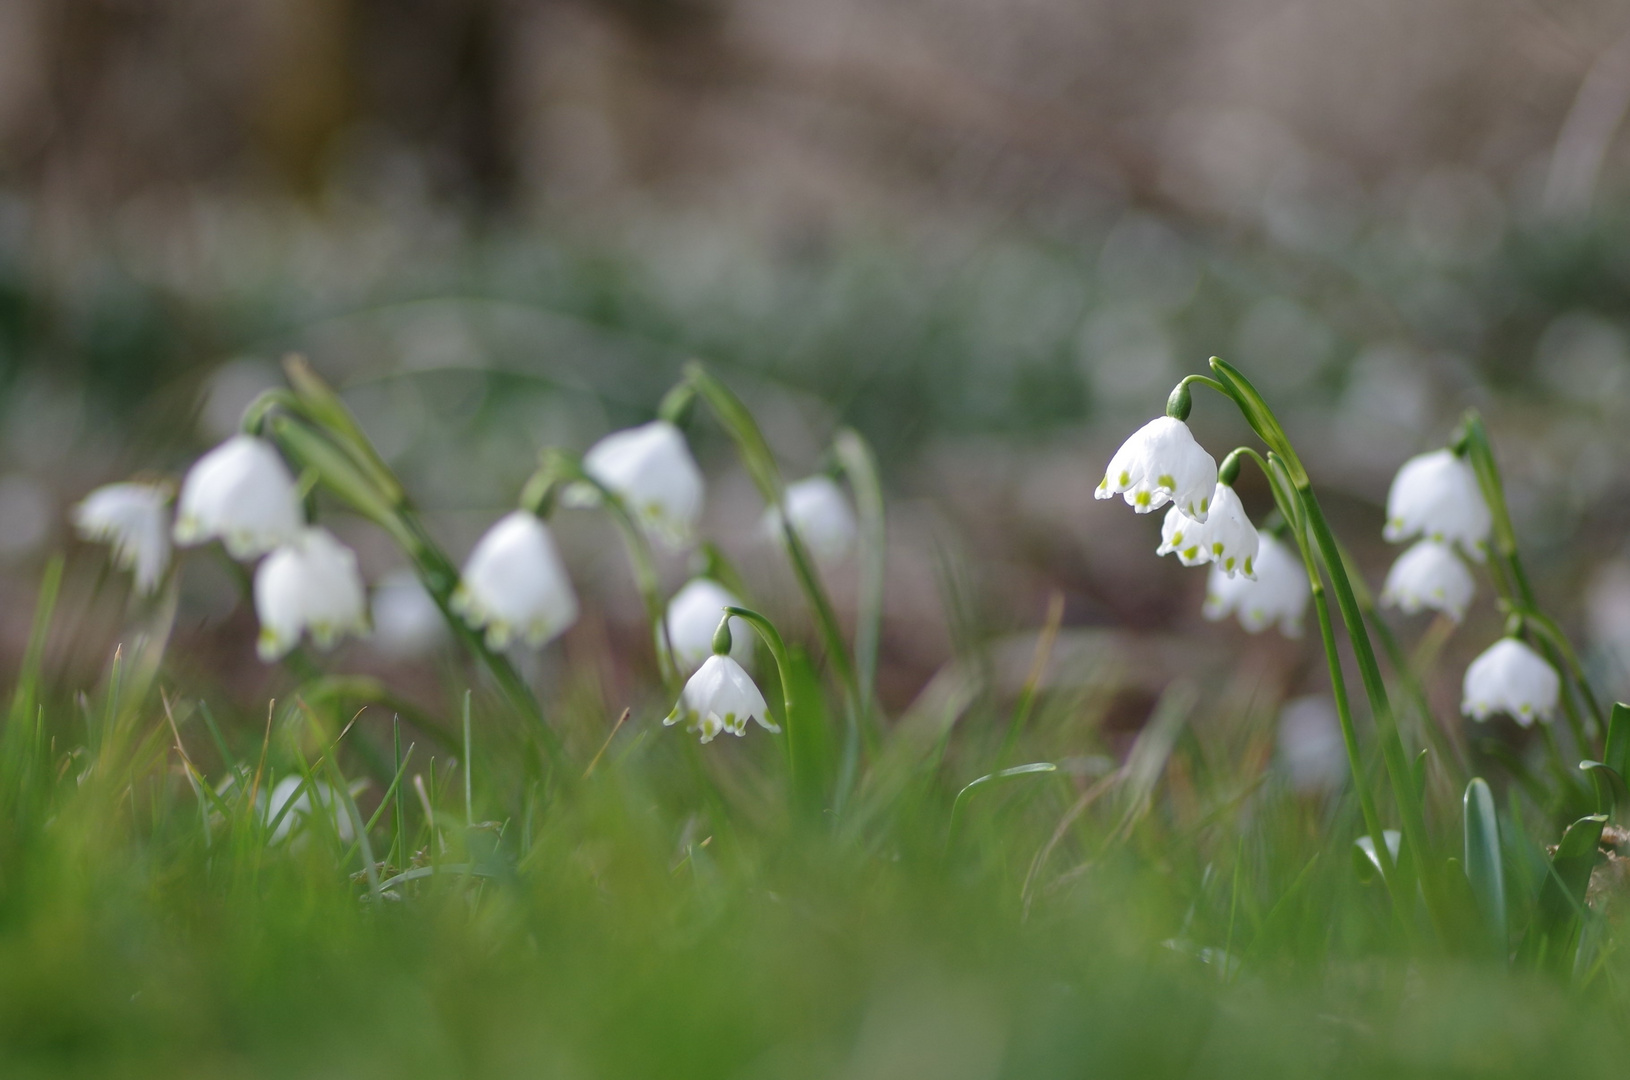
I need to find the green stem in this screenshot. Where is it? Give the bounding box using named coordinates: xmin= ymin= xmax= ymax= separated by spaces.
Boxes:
xmin=830 ymin=428 xmax=886 ymax=810
xmin=722 ymin=605 xmax=808 ymax=810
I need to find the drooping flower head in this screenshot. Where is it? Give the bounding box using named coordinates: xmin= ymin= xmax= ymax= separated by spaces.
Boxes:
xmin=1202 ymin=533 xmax=1308 ymax=636
xmin=1461 ymin=637 xmax=1560 ymax=726
xmin=451 ymin=510 xmax=579 ymax=651
xmin=570 ymin=421 xmax=704 ymax=548
xmin=1381 ymin=540 xmax=1475 ymax=622
xmin=1096 ymin=416 xmax=1218 ymax=520
xmin=664 ymin=578 xmax=752 ymax=673
xmin=73 ymin=481 xmax=173 ymax=594
xmin=665 ymin=653 xmax=779 ymax=743
xmin=1158 ymin=482 xmax=1259 ymax=578
xmin=174 ymin=435 xmax=304 ymax=560
xmin=763 ymin=475 xmax=856 ymax=562
xmin=254 ymin=527 xmax=369 ymax=661
xmin=1384 ymin=449 xmax=1491 ymax=559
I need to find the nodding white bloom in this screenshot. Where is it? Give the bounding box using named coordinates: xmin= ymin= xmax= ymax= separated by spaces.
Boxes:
xmin=254 ymin=527 xmax=369 ymax=661
xmin=73 ymin=482 xmax=173 ymax=594
xmin=1202 ymin=534 xmax=1308 ymax=635
xmin=664 ymin=578 xmax=752 ymax=673
xmin=1384 ymin=449 xmax=1490 ymax=559
xmin=569 ymin=420 xmax=704 ymax=548
xmin=369 ymin=569 xmax=448 ymax=659
xmin=665 ymin=653 xmax=779 ymax=744
xmin=262 ymin=776 xmax=354 ymax=844
xmin=451 ymin=511 xmax=578 ymax=650
xmin=1158 ymin=483 xmax=1259 ymax=578
xmin=763 ymin=475 xmax=856 ymax=562
xmin=174 ymin=435 xmax=304 ymax=559
xmin=1462 ymin=637 xmax=1560 ymax=726
xmin=1096 ymin=416 xmax=1218 ymax=520
xmin=1381 ymin=540 xmax=1475 ymax=621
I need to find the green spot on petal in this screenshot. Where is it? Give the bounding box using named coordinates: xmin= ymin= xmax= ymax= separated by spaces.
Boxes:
xmin=1157 ymin=474 xmax=1175 ymax=488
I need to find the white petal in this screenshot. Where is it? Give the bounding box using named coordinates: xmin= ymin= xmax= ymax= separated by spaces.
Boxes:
xmin=253 ymin=527 xmax=368 ymax=661
xmin=1158 ymin=484 xmax=1259 ymax=578
xmin=763 ymin=476 xmax=856 ymax=562
xmin=1202 ymin=534 xmax=1308 ymax=637
xmin=664 ymin=578 xmax=752 ymax=673
xmin=580 ymin=421 xmax=704 ymax=548
xmin=666 ymin=655 xmax=778 ymax=741
xmin=174 ymin=436 xmax=304 ymax=559
xmin=1384 ymin=450 xmax=1490 ymax=559
xmin=74 ymin=482 xmax=173 ymax=594
xmin=452 ymin=511 xmax=578 ymax=650
xmin=1461 ymin=637 xmax=1560 ymax=725
xmin=1381 ymin=540 xmax=1474 ymax=621
xmin=1097 ymin=417 xmax=1218 ymax=520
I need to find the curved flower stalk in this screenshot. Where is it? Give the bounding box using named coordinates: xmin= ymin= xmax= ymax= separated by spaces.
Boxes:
xmin=1096 ymin=414 xmax=1217 ymax=519
xmin=74 ymin=481 xmax=173 ymax=595
xmin=1383 ymin=449 xmax=1491 ymax=559
xmin=254 ymin=527 xmax=370 ymax=661
xmin=1202 ymin=533 xmax=1308 ymax=636
xmin=665 ymin=578 xmax=752 ymax=673
xmin=664 ymin=617 xmax=778 ymax=744
xmin=1381 ymin=540 xmax=1475 ymax=622
xmin=451 ymin=511 xmax=579 ymax=652
xmin=1102 ymin=361 xmax=1439 ymax=930
xmin=565 ymin=420 xmax=704 ymax=549
xmin=763 ymin=476 xmax=857 ymax=563
xmin=1462 ymin=637 xmax=1561 ymax=726
xmin=173 ymin=435 xmax=304 ymax=559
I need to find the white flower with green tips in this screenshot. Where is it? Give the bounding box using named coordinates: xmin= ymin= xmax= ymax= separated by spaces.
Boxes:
xmin=73 ymin=481 xmax=173 ymax=595
xmin=1203 ymin=534 xmax=1308 ymax=636
xmin=1381 ymin=540 xmax=1474 ymax=622
xmin=174 ymin=435 xmax=305 ymax=560
xmin=763 ymin=476 xmax=856 ymax=562
xmin=568 ymin=420 xmax=704 ymax=548
xmin=1095 ymin=416 xmax=1217 ymax=520
xmin=451 ymin=511 xmax=579 ymax=650
xmin=1461 ymin=637 xmax=1559 ymax=726
xmin=254 ymin=527 xmax=369 ymax=661
xmin=665 ymin=653 xmax=779 ymax=743
xmin=1158 ymin=482 xmax=1259 ymax=578
xmin=1384 ymin=449 xmax=1490 ymax=559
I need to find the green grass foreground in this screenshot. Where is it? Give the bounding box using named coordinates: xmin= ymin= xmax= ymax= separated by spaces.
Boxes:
xmin=1 ymin=583 xmax=1628 ymax=1080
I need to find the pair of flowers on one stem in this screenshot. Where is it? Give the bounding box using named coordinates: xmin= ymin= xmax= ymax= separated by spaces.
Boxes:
xmin=1097 ymin=410 xmax=1560 ymax=728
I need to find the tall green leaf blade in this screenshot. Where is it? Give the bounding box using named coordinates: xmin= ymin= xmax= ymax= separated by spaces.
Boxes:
xmin=1462 ymin=777 xmax=1506 ymax=960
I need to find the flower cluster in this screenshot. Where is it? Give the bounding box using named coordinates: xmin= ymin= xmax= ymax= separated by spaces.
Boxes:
xmin=1098 ymin=413 xmax=1307 ymax=637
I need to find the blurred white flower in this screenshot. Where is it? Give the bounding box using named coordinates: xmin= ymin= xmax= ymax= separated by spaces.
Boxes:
xmin=369 ymin=569 xmax=448 ymax=660
xmin=1157 ymin=483 xmax=1259 ymax=578
xmin=1381 ymin=540 xmax=1474 ymax=621
xmin=451 ymin=511 xmax=578 ymax=650
xmin=1276 ymin=695 xmax=1346 ymax=794
xmin=1462 ymin=637 xmax=1560 ymax=726
xmin=73 ymin=482 xmax=172 ymax=594
xmin=1202 ymin=534 xmax=1307 ymax=635
xmin=1383 ymin=449 xmax=1490 ymax=559
xmin=568 ymin=420 xmax=703 ymax=548
xmin=664 ymin=578 xmax=752 ymax=673
xmin=763 ymin=475 xmax=856 ymax=562
xmin=1095 ymin=416 xmax=1217 ymax=520
xmin=262 ymin=776 xmax=354 ymax=844
xmin=254 ymin=527 xmax=369 ymax=661
xmin=664 ymin=653 xmax=779 ymax=744
xmin=174 ymin=435 xmax=304 ymax=560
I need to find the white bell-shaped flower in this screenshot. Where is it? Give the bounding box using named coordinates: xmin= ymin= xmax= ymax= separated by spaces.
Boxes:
xmin=254 ymin=527 xmax=369 ymax=661
xmin=369 ymin=569 xmax=449 ymax=659
xmin=763 ymin=475 xmax=856 ymax=562
xmin=1383 ymin=449 xmax=1490 ymax=559
xmin=665 ymin=653 xmax=779 ymax=743
xmin=262 ymin=776 xmax=354 ymax=844
xmin=569 ymin=420 xmax=704 ymax=548
xmin=451 ymin=511 xmax=578 ymax=650
xmin=1158 ymin=483 xmax=1259 ymax=578
xmin=1462 ymin=637 xmax=1560 ymax=726
xmin=174 ymin=435 xmax=304 ymax=559
xmin=1096 ymin=416 xmax=1218 ymax=520
xmin=73 ymin=481 xmax=173 ymax=594
xmin=1381 ymin=540 xmax=1475 ymax=621
xmin=664 ymin=578 xmax=752 ymax=673
xmin=1202 ymin=534 xmax=1308 ymax=635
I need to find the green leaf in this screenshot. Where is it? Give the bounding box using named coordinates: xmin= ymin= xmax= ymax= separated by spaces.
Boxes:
xmin=1580 ymin=760 xmax=1629 ymax=819
xmin=1462 ymin=778 xmax=1506 ymax=960
xmin=1353 ymin=830 xmax=1402 ymax=884
xmin=946 ymin=763 xmax=1058 ymax=851
xmin=1605 ymin=702 xmax=1630 ymax=778
xmin=1521 ymin=814 xmax=1606 ymax=972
